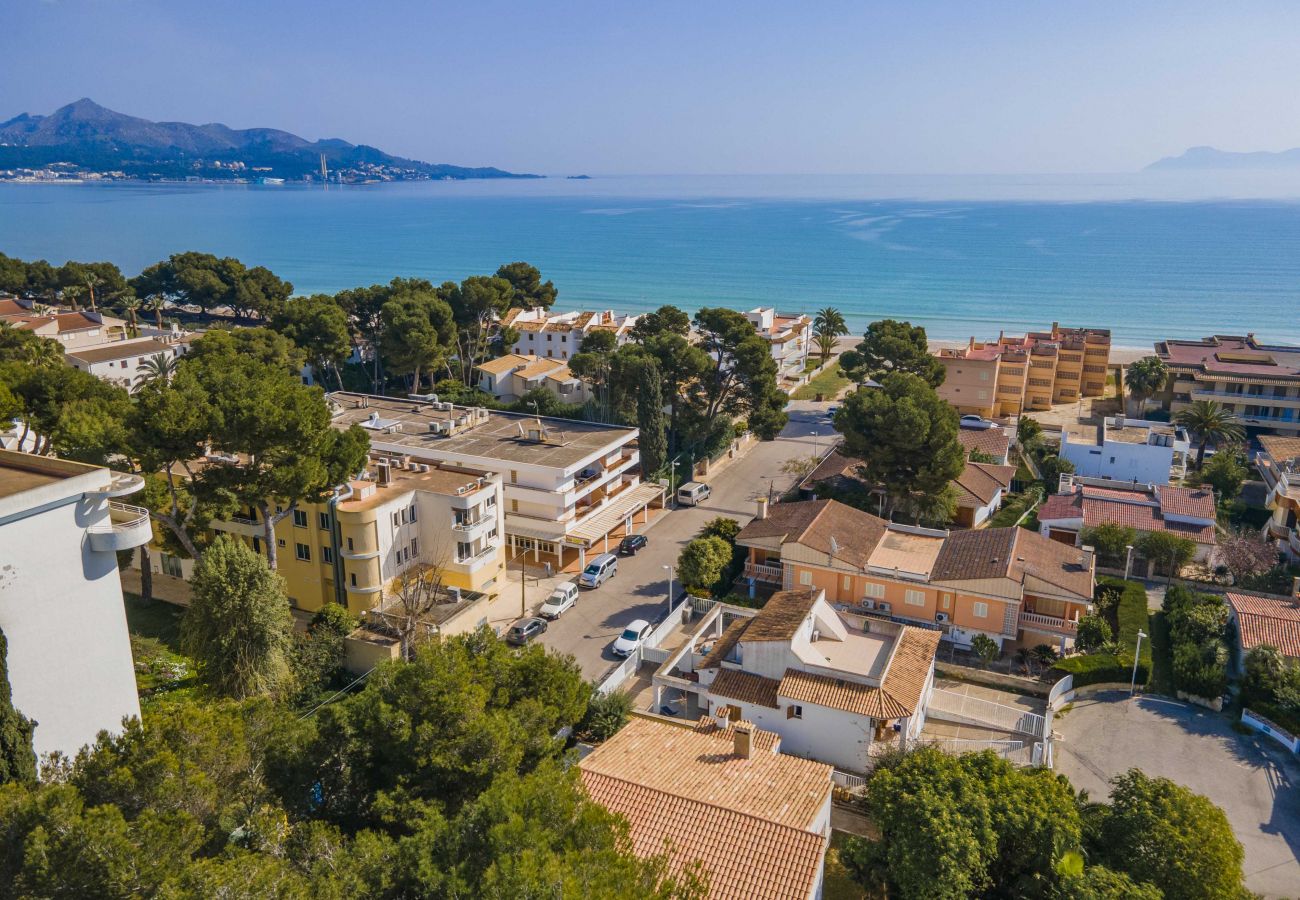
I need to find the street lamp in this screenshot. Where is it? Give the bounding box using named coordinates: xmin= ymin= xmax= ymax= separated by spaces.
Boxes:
xmin=810 ymin=430 xmax=820 ymax=459
xmin=668 ymin=452 xmax=686 ymax=507
xmin=1123 ymin=544 xmax=1134 ymax=581
xmin=1129 ymin=630 xmax=1147 ymax=694
xmin=665 ymin=561 xmax=676 ymax=619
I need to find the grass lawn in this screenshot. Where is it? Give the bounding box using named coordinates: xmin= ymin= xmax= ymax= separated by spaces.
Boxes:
xmin=988 ymin=490 xmax=1041 ymax=530
xmin=124 ymin=592 xmax=198 ymax=704
xmin=794 ymin=362 xmax=851 ymax=401
xmin=823 ymin=831 xmax=872 ymax=900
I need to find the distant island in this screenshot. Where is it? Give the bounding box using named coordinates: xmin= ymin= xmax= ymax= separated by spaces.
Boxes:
xmin=0 ymin=98 xmax=539 ymax=184
xmin=567 ymin=174 xmax=592 ymax=180
xmin=1146 ymin=145 xmax=1300 ymax=171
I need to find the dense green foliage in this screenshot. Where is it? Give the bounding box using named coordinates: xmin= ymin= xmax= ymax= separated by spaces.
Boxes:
xmin=0 ymin=627 xmax=37 ymax=786
xmin=182 ymin=536 xmax=295 ymax=700
xmin=812 ymin=306 xmax=849 ymax=363
xmin=1137 ymin=531 xmax=1197 ymax=579
xmin=1174 ymin=400 xmax=1245 ymax=470
xmin=1162 ymin=584 xmax=1230 ymax=700
xmin=1075 ymin=615 xmax=1113 ymax=653
xmin=677 ymin=535 xmax=733 ymax=594
xmin=635 ymin=360 xmax=668 ymax=476
xmin=1054 ymin=579 xmax=1150 ymax=687
xmin=576 ymin=690 xmax=634 ymax=742
xmin=834 ymin=371 xmax=965 ymax=519
xmin=1198 ymin=450 xmax=1248 ymax=501
xmin=0 ymin=635 xmax=703 ymax=899
xmin=1240 ymin=643 xmax=1300 ymax=734
xmin=1123 ymin=356 xmax=1167 ymax=416
xmin=838 ymin=318 xmax=945 ymax=387
xmin=1080 ymin=523 xmax=1136 ymax=569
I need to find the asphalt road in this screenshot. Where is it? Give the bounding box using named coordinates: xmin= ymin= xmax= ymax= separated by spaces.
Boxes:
xmin=1054 ymin=691 xmax=1300 ymax=898
xmin=539 ymin=399 xmax=837 ymax=678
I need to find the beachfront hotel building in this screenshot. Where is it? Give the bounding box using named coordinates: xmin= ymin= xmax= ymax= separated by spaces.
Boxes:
xmin=744 ymin=307 xmax=812 ymax=391
xmin=1153 ymin=334 xmax=1300 ymax=437
xmin=0 ymin=449 xmax=147 ymax=761
xmin=501 ymin=307 xmax=639 ymax=360
xmin=936 ymin=323 xmax=1113 ymax=418
xmin=325 ymin=393 xmax=662 ymax=572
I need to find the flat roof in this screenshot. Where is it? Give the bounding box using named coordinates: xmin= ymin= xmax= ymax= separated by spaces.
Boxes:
xmin=0 ymin=450 xmax=100 ymax=501
xmin=328 ymin=392 xmax=635 ymax=470
xmin=338 ymin=459 xmax=492 ymax=511
xmin=866 ymin=528 xmax=944 ymax=579
xmin=801 ymin=627 xmax=894 ymax=680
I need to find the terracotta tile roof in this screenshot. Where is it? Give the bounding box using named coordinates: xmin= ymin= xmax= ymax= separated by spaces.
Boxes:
xmin=709 ymin=668 xmax=781 ymax=708
xmin=953 ymin=461 xmax=1016 ymax=507
xmin=804 ymin=448 xmax=862 ymax=488
xmin=580 ymin=771 xmax=827 ymax=900
xmin=578 ymin=715 xmax=832 ymax=829
xmin=1226 ymin=592 xmax=1300 ymax=658
xmin=957 ymin=427 xmax=1011 ymax=461
xmin=880 ymin=627 xmax=942 ymax=715
xmin=1038 ymin=492 xmax=1083 ymax=521
xmin=931 ymin=528 xmax=1094 ymax=599
xmin=475 ymin=353 xmax=535 ymax=375
xmin=54 ymin=312 xmax=112 ymax=333
xmin=516 ymin=357 xmax=569 ymax=379
xmin=736 ymin=500 xmax=888 ymax=568
xmin=1155 ymin=484 xmax=1217 ymax=520
xmin=698 ymin=618 xmax=751 ymax=669
xmin=693 ymin=716 xmax=782 ymax=752
xmin=742 ymin=590 xmax=820 ymax=642
xmin=65 ymin=339 xmax=173 ymax=365
xmin=1082 ymin=498 xmax=1215 ymax=544
xmin=1259 ymin=435 xmax=1300 ymax=462
xmin=0 ymin=298 xmax=31 ymax=316
xmin=779 ymin=668 xmax=911 ymax=720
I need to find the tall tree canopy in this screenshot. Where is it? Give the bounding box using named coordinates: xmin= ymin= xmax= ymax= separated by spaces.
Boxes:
xmin=1123 ymin=356 xmax=1167 ymax=416
xmin=0 ymin=627 xmax=36 ymax=786
xmin=130 ymin=252 xmax=292 ymax=319
xmin=839 ymin=319 xmax=945 ymax=387
xmin=495 ymin=261 xmax=557 ymax=310
xmin=270 ymin=294 xmax=353 ymax=389
xmin=689 ymin=307 xmax=788 ymax=441
xmin=1174 ymin=400 xmax=1245 ymax=470
xmin=379 ymin=283 xmax=457 ymax=392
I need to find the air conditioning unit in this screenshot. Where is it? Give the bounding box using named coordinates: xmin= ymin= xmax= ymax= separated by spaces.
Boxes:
xmin=876 ymin=601 xmax=891 ymax=613
xmin=860 ymin=599 xmax=875 ymax=610
xmin=935 ymin=612 xmax=949 ymax=624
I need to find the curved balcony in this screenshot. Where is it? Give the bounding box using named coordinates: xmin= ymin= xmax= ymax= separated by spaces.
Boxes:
xmin=88 ymin=502 xmax=153 ymax=552
xmin=91 ymin=471 xmax=146 ymax=498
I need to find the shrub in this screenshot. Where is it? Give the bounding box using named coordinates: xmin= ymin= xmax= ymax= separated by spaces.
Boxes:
xmin=1171 ymin=642 xmax=1228 ymax=699
xmin=576 ymin=690 xmax=633 ymax=742
xmin=1162 ymin=585 xmax=1229 ymax=700
xmin=970 ymin=633 xmax=999 ymax=666
xmin=676 ymin=535 xmax=733 ymax=595
xmin=1136 ymin=531 xmax=1196 ymax=577
xmin=1076 ymin=615 xmax=1113 ymax=654
xmin=1055 ymin=652 xmax=1148 ymax=687
xmin=1081 ymin=523 xmax=1137 ymax=569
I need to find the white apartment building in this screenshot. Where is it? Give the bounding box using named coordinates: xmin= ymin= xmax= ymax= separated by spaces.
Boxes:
xmin=1257 ymin=435 xmax=1300 ymax=562
xmin=654 ymin=589 xmax=940 ymax=773
xmin=0 ymin=449 xmax=148 ymax=762
xmin=65 ymin=334 xmax=193 ymax=393
xmin=501 ymin=307 xmax=639 ymax=360
xmin=744 ymin=307 xmax=811 ymax=389
xmin=328 ymin=393 xmax=662 ymax=571
xmin=1059 ymin=417 xmax=1192 ymax=485
xmin=474 ymin=354 xmax=590 ymax=404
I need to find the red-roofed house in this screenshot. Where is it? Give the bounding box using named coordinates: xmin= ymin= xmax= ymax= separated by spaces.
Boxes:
xmin=1226 ymin=588 xmax=1300 ymax=666
xmin=1037 ymin=474 xmax=1218 ymax=571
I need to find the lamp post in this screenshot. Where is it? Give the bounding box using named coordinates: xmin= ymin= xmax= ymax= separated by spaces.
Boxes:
xmin=810 ymin=430 xmax=820 ymax=459
xmin=1123 ymin=544 xmax=1134 ymax=581
xmin=668 ymin=451 xmax=686 ymax=507
xmin=1130 ymin=630 xmax=1147 ymax=694
xmin=662 ymin=563 xmax=675 ymax=617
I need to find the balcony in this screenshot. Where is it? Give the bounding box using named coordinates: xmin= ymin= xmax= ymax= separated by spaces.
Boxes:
xmin=451 ymin=514 xmax=494 ymax=537
xmin=88 ymin=502 xmax=153 ymax=552
xmin=1019 ymin=611 xmax=1078 ymax=636
xmin=454 ymin=544 xmax=497 ymax=566
xmin=743 ymin=561 xmax=784 ymax=584
xmin=1191 ymin=388 xmax=1300 ymax=406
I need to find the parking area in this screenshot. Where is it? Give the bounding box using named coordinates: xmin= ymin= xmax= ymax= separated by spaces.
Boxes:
xmin=1053 ymin=691 xmax=1300 ymax=898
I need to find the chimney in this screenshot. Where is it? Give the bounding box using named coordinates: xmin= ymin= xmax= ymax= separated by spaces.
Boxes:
xmin=733 ymin=722 xmax=754 ymax=760
xmin=756 ymin=497 xmax=769 ymax=520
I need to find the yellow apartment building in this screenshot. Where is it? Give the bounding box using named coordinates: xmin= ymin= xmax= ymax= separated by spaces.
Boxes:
xmin=736 ymin=498 xmax=1095 ymax=653
xmin=937 ymin=323 xmax=1112 ymax=418
xmin=147 ymin=454 xmax=505 ymax=616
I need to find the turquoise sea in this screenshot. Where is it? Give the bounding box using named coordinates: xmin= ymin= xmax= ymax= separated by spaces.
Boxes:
xmin=3 ymin=174 xmax=1300 ymax=347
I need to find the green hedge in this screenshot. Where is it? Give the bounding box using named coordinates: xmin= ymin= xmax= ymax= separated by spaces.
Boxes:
xmin=1053 ymin=578 xmax=1151 ymax=687
xmin=1099 ymin=577 xmax=1152 ymax=664
xmin=1055 ymin=652 xmax=1148 ymax=687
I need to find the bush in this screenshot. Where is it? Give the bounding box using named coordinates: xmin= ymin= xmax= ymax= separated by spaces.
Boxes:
xmin=1171 ymin=642 xmax=1228 ymax=699
xmin=1055 ymin=652 xmax=1148 ymax=687
xmin=1162 ymin=585 xmax=1229 ymax=700
xmin=970 ymin=633 xmax=999 ymax=666
xmin=1082 ymin=524 xmax=1137 ymax=569
xmin=1076 ymin=615 xmax=1113 ymax=653
xmin=576 ymin=690 xmax=633 ymax=742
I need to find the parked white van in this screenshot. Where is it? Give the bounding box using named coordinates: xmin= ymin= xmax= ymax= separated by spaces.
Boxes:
xmin=578 ymin=553 xmax=619 ymax=589
xmin=677 ymin=481 xmax=711 ymax=506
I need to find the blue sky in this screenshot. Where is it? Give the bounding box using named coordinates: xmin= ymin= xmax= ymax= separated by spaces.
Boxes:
xmin=5 ymin=1 xmax=1300 ymax=174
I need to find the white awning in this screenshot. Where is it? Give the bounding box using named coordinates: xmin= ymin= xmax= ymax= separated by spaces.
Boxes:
xmin=566 ymin=482 xmax=665 ymax=546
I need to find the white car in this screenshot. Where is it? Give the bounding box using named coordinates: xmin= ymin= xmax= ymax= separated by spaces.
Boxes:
xmin=612 ymin=619 xmax=652 ymax=657
xmin=960 ymin=414 xmax=998 ymax=430
xmin=539 ymin=582 xmax=579 ymax=619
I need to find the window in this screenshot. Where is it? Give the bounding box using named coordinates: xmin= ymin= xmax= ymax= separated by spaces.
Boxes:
xmin=786 ymin=704 xmax=803 ymax=720
xmin=410 ymin=538 xmax=419 ymax=557
xmin=842 ymin=575 xmax=852 ymax=590
xmin=973 ymin=601 xmax=989 ymax=618
xmin=979 ymin=370 xmax=989 ymax=381
xmin=252 ymin=537 xmax=262 ymax=553
xmin=400 ymin=508 xmax=408 ymax=524
xmin=318 ymin=512 xmax=332 ymax=530
xmin=346 ymin=537 xmax=354 ymax=552
xmin=547 ymin=333 xmax=553 ymax=341
xmin=904 ymin=589 xmax=926 ymax=606
xmin=392 ymin=511 xmax=400 ymax=528
xmin=277 ymin=538 xmax=286 ymax=548
xmin=799 ymin=570 xmax=813 ymax=586
xmin=409 ymin=505 xmax=417 ymax=523
xmin=511 ymin=499 xmax=519 ymax=513
xmin=161 ymin=554 xmax=184 ymax=578
xmin=864 ymin=582 xmax=885 ymax=599
xmin=295 ymin=543 xmax=311 ymax=561
xmin=510 ymin=470 xmax=518 ymax=484
xmin=457 ymin=541 xmax=473 ymax=561
xmin=322 ymin=546 xmax=334 ymax=564
xmin=350 ymin=573 xmax=357 ymax=587
xmin=977 ymin=390 xmax=988 ymax=400
xmin=293 ymin=509 xmax=308 ymax=528
xmin=941 ymin=592 xmax=952 ymax=609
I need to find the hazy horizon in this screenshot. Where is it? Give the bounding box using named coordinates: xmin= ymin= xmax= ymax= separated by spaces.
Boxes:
xmin=7 ymin=2 xmax=1300 ymax=176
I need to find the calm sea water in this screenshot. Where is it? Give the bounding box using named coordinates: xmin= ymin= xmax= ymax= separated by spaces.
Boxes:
xmin=3 ymin=174 xmax=1300 ymax=347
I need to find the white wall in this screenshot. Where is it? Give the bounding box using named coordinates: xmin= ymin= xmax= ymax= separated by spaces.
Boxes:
xmin=0 ymin=491 xmax=141 ymax=762
xmin=1061 ymin=437 xmax=1175 ymax=485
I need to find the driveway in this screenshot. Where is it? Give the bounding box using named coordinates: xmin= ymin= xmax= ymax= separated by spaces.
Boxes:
xmin=1053 ymin=691 xmax=1300 ymax=898
xmin=538 ymin=399 xmax=836 ymax=678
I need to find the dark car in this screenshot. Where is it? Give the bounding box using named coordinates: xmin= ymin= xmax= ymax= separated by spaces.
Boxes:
xmin=618 ymin=534 xmax=648 ymax=555
xmin=505 ymin=617 xmax=548 ymax=646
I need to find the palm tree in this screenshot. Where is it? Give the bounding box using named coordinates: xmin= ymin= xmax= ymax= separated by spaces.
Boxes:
xmin=117 ymin=295 xmax=142 ymax=337
xmin=143 ymin=294 xmax=167 ymax=330
xmin=812 ymin=306 xmax=849 ymax=365
xmin=83 ymin=272 xmax=103 ymax=312
xmin=1124 ymin=356 xmax=1167 ymax=417
xmin=61 ymin=284 xmax=84 ymax=312
xmin=135 ymin=353 xmax=178 ymax=387
xmin=1175 ymin=400 xmax=1245 ymax=469
xmin=24 ymin=337 xmax=63 ymax=368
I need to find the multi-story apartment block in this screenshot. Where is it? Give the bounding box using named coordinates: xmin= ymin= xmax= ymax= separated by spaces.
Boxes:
xmin=327 ymin=393 xmax=661 ymax=571
xmin=1154 ymin=334 xmax=1300 ymax=437
xmin=200 ymin=453 xmax=505 ymax=615
xmin=0 ymin=449 xmax=148 ymax=760
xmin=937 ymin=323 xmax=1112 ymax=417
xmin=653 ymin=588 xmax=940 ymax=772
xmin=65 ymin=334 xmax=194 ymax=393
xmin=501 ymin=307 xmax=639 ymax=360
xmin=744 ymin=307 xmax=811 ymax=389
xmin=736 ymin=499 xmax=1095 ymax=652
xmin=1257 ymin=435 xmax=1300 ymax=562
xmin=1060 ymin=417 xmax=1191 ymax=485
xmin=473 ymin=354 xmax=590 ymax=404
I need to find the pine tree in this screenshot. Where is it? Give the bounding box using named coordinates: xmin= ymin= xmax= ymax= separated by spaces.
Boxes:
xmin=637 ymin=360 xmax=668 ymax=477
xmin=0 ymin=627 xmax=37 ymax=784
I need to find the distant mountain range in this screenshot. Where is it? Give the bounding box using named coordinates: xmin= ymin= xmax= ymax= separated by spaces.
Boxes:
xmin=1146 ymin=145 xmax=1300 ymax=171
xmin=0 ymin=99 xmax=536 ymax=182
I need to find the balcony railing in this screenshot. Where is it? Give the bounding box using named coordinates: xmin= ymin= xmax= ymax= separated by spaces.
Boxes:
xmin=743 ymin=561 xmax=784 ymax=584
xmin=455 ymin=545 xmax=496 ymax=565
xmin=88 ymin=502 xmax=153 ymax=552
xmin=452 ymin=516 xmax=490 ymax=532
xmin=1019 ymin=611 xmax=1078 ymax=635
